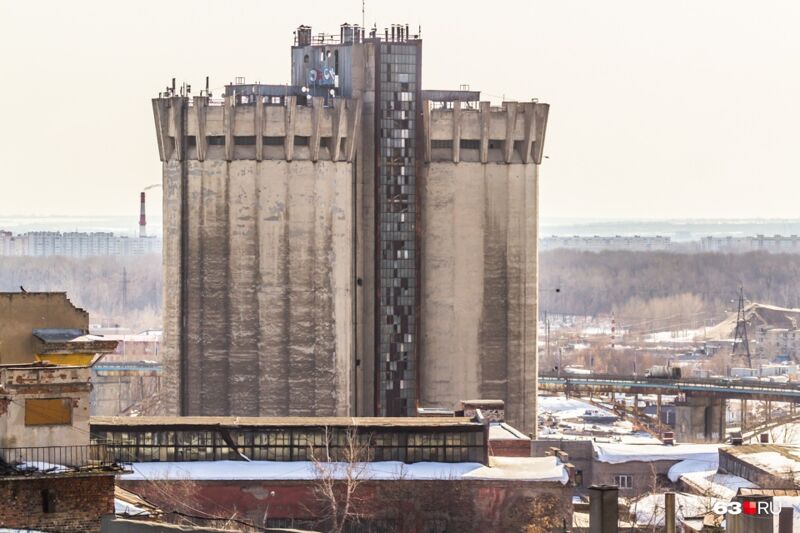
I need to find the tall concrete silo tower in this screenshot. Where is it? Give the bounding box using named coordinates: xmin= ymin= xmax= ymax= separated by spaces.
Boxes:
xmin=153 ymin=24 xmax=548 ymax=434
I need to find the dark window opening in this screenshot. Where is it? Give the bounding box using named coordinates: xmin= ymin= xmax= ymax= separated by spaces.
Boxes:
xmin=294 ymin=136 xmax=310 ymax=146
xmin=431 ymin=140 xmax=453 ymax=149
xmin=42 ymin=489 xmax=56 ymax=513
xmin=460 ymin=139 xmax=480 ymax=150
xmin=208 ymin=136 xmax=225 ymax=146
xmin=187 ymin=136 xmax=197 ymax=147
xmin=264 ymin=136 xmax=284 ymax=146
xmin=236 ymin=136 xmax=256 ymax=145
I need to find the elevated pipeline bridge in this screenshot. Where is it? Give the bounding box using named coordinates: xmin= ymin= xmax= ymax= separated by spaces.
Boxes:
xmin=539 ymin=373 xmax=800 ymax=403
xmin=539 ymin=372 xmax=800 ymax=443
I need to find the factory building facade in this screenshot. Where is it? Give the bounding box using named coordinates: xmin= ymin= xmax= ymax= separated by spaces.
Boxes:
xmin=153 ymin=24 xmax=548 ymax=433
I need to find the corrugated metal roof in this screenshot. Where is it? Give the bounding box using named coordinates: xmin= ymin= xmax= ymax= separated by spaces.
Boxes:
xmin=91 ymin=416 xmax=482 ymax=429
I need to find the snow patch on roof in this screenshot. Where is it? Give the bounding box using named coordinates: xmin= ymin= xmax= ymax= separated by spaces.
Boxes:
xmin=594 ymin=442 xmax=719 ymax=464
xmin=123 ymin=458 xmax=569 ymax=484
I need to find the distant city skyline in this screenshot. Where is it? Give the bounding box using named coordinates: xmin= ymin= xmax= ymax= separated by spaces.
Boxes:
xmin=1 ymin=0 xmax=798 ymax=219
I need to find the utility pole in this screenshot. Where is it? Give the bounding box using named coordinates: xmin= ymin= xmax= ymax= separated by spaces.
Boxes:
xmin=122 ymin=267 xmax=128 ymax=313
xmin=732 ymin=286 xmax=752 ymax=369
xmin=545 ymin=311 xmax=553 ymax=374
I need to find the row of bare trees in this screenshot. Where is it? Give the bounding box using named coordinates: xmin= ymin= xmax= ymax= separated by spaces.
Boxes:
xmin=541 ymin=250 xmax=800 ymax=325
xmin=0 ymin=254 xmax=162 ymax=331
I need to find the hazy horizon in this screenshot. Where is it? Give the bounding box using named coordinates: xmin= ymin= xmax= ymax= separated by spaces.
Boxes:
xmin=1 ymin=0 xmax=798 ymax=220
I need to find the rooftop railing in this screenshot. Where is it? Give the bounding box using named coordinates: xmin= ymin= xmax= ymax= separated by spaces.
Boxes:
xmin=0 ymin=444 xmax=129 ymax=476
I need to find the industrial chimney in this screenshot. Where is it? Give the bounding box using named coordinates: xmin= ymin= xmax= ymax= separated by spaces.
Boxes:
xmin=139 ymin=191 xmax=147 ymax=238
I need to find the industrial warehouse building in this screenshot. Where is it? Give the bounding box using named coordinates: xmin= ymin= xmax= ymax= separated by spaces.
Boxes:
xmin=154 ymin=24 xmax=548 ymax=433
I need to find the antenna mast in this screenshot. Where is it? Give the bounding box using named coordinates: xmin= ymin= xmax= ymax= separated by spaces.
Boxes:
xmin=362 ymin=0 xmax=365 ymax=31
xmin=731 ymin=286 xmax=752 ymax=368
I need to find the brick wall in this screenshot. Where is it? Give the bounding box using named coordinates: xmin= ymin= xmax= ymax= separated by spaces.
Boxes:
xmin=489 ymin=439 xmax=531 ymax=457
xmin=0 ymin=473 xmax=115 ymax=533
xmin=121 ymin=478 xmax=572 ymax=533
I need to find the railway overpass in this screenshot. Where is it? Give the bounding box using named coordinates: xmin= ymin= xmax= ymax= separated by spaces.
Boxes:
xmin=539 ymin=373 xmax=800 ymax=443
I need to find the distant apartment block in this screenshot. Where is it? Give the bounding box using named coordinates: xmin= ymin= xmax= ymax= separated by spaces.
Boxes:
xmin=699 ymin=234 xmax=800 ymax=253
xmin=0 ymin=230 xmax=161 ymax=257
xmin=541 ymin=234 xmax=800 ymax=254
xmin=540 ymin=235 xmax=672 ymax=252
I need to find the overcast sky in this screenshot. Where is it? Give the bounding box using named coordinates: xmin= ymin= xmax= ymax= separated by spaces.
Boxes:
xmin=1 ymin=0 xmax=797 ymax=221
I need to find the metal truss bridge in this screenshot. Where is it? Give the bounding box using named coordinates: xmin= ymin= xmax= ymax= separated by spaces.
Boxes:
xmin=538 ymin=373 xmax=800 ymax=402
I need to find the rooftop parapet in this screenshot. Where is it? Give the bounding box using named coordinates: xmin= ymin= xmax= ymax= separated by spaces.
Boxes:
xmin=422 ymin=100 xmax=549 ymax=164
xmin=152 ymin=93 xmax=361 ymax=163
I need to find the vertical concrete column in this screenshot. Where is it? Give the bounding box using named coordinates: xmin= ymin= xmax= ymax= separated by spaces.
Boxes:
xmin=522 ymin=102 xmax=535 ymax=164
xmin=223 ymin=95 xmax=235 ymax=161
xmin=310 ymin=97 xmax=323 ymax=162
xmin=256 ymin=161 xmax=290 ymax=415
xmin=152 ymin=99 xmax=171 ymax=161
xmin=169 ymin=97 xmax=185 ymax=160
xmin=158 ymin=96 xmax=188 ymax=416
xmin=199 ymin=160 xmax=230 ymax=415
xmin=421 ymin=100 xmax=432 ymax=163
xmin=588 ymin=485 xmax=619 ymax=533
xmin=284 ymin=96 xmax=296 ymax=161
xmin=532 ymin=103 xmax=550 ymax=165
xmin=452 ymin=101 xmax=461 ymax=163
xmin=193 ymin=96 xmax=209 ymax=161
xmin=479 ymin=101 xmax=490 ymax=163
xmin=184 ymin=160 xmax=205 ymax=415
xmin=522 ymin=162 xmax=539 ymax=434
xmin=675 ymin=395 xmax=726 ymax=442
xmin=503 ymin=102 xmax=517 ymax=163
xmin=331 ymin=98 xmax=346 ymax=161
xmin=664 ymin=492 xmax=676 ymax=533
xmin=742 ymin=399 xmax=747 ymax=431
xmin=255 ymin=96 xmax=264 ymax=161
xmin=345 ymin=99 xmax=361 ymax=163
xmin=227 ymin=160 xmax=260 ymax=415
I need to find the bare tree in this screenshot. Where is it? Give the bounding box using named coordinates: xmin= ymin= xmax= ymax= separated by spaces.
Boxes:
xmin=309 ymin=426 xmax=370 ymax=533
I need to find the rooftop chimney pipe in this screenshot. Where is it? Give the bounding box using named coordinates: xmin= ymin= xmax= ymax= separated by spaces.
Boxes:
xmin=139 ymin=192 xmax=147 ymax=238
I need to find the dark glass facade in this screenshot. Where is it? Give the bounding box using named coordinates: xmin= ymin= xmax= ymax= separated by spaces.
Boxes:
xmin=375 ymin=42 xmax=420 ymax=417
xmin=92 ymin=424 xmax=486 ymax=464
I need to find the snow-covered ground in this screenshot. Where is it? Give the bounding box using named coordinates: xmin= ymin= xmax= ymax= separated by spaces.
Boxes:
xmin=538 ymin=395 xmax=659 ymax=442
xmin=644 ymin=328 xmax=705 ymax=343
xmin=539 ymin=396 xmax=614 ymax=420
xmin=629 ymin=492 xmax=715 ymax=527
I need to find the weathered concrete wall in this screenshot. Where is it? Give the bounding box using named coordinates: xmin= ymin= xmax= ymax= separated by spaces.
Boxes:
xmin=0 ymin=365 xmax=92 ymax=448
xmin=419 ymin=101 xmax=547 ymax=436
xmin=0 ymin=293 xmax=89 ymax=364
xmin=156 ymin=96 xmax=358 ymax=417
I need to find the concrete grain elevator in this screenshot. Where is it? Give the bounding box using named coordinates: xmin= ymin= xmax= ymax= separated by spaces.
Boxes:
xmin=152 ymin=24 xmax=548 ymax=434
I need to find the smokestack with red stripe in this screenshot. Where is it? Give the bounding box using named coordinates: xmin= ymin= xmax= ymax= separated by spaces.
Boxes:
xmin=139 ymin=191 xmax=147 ymax=238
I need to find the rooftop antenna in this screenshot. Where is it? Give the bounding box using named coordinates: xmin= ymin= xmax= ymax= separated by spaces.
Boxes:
xmin=362 ymin=0 xmax=365 ymax=32
xmin=732 ymin=286 xmax=752 ymax=369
